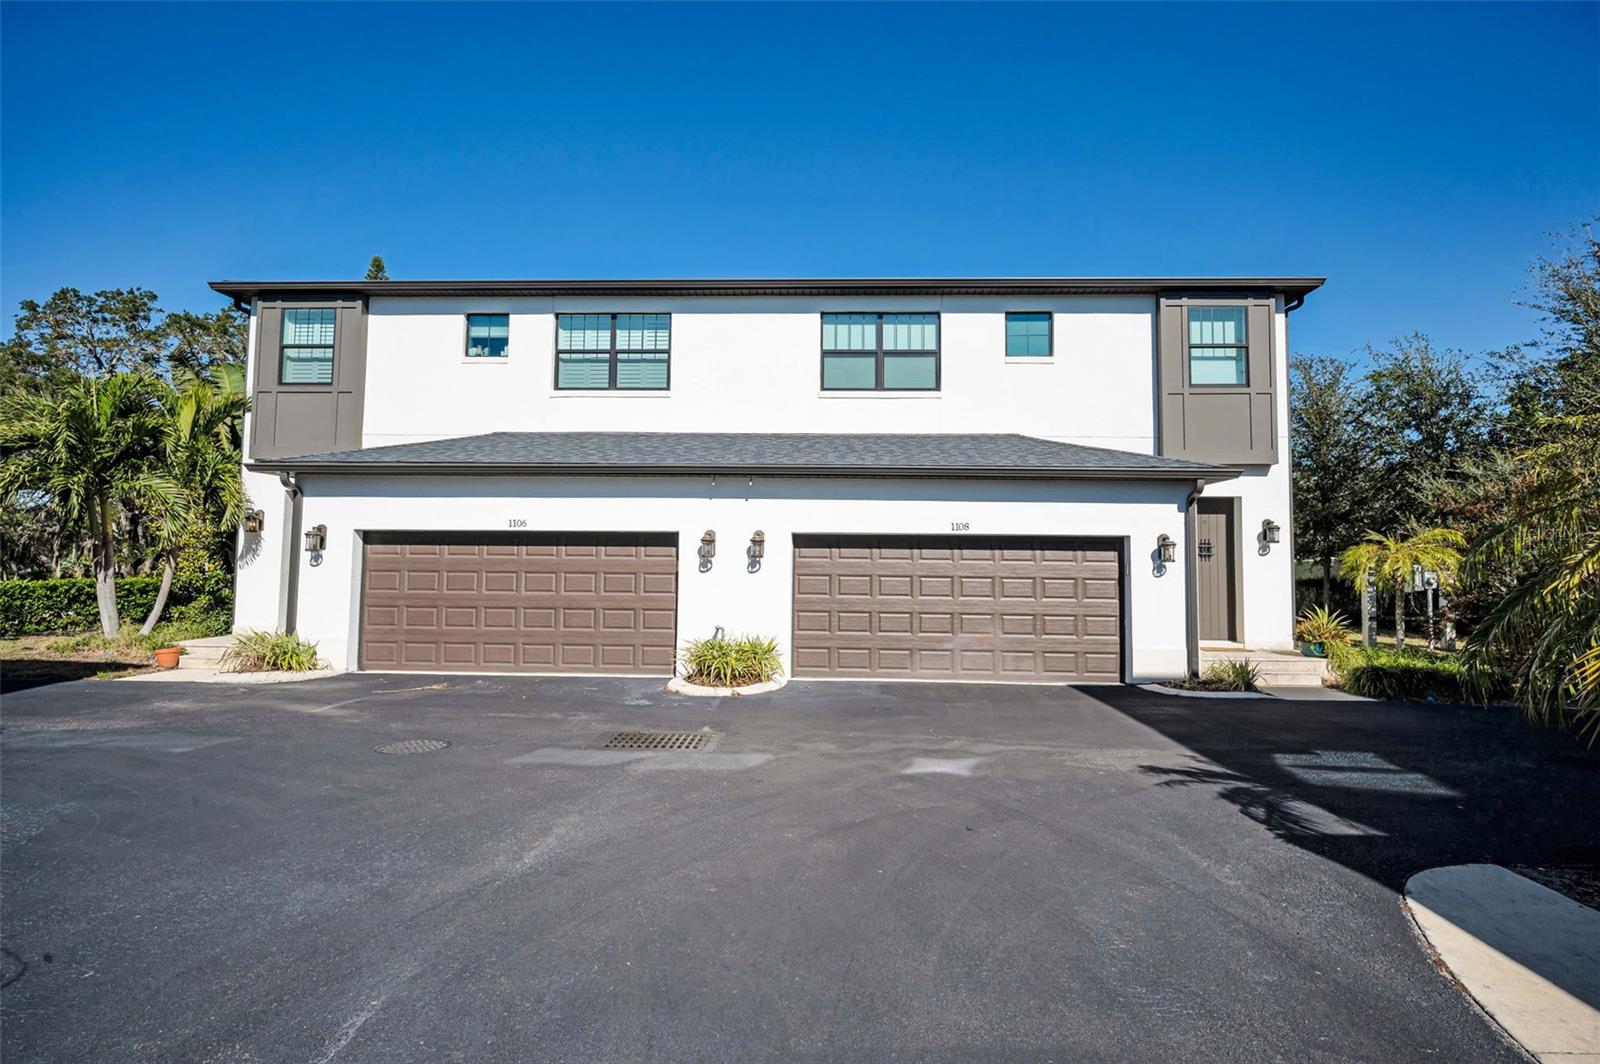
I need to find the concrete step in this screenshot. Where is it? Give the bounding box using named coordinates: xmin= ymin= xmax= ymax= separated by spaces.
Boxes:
xmin=1251 ymin=670 xmax=1327 ymax=688
xmin=1200 ymin=649 xmax=1330 ymax=688
xmin=176 ymin=635 xmax=236 ymax=670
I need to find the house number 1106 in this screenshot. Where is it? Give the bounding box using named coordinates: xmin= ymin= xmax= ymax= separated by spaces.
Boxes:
xmin=508 ymin=519 xmax=528 ymax=528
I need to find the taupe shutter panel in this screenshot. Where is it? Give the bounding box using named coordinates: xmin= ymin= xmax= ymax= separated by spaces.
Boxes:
xmin=248 ymin=299 xmax=367 ymax=460
xmin=1156 ymin=297 xmax=1278 ymax=465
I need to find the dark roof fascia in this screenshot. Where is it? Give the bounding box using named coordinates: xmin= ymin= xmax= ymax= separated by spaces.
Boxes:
xmin=248 ymin=460 xmax=1244 ymax=483
xmin=212 ymin=276 xmax=1325 ymax=301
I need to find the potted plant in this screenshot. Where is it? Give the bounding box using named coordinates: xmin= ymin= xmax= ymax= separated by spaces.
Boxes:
xmin=1295 ymin=605 xmax=1350 ymax=657
xmin=152 ymin=645 xmax=183 ymax=669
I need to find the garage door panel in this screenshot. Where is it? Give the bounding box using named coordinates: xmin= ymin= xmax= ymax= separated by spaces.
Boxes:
xmin=793 ymin=536 xmax=1121 ymax=683
xmin=361 ymin=532 xmax=676 ymax=674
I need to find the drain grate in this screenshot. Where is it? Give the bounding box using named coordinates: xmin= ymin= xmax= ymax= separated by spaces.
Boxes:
xmin=375 ymin=739 xmax=451 ymax=755
xmin=600 ymin=731 xmax=708 ymax=751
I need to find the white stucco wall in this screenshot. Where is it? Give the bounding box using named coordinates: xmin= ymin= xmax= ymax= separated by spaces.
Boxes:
xmin=359 ymin=295 xmax=1160 ymax=452
xmin=230 ymin=294 xmax=1300 ymax=673
xmin=269 ymin=475 xmax=1194 ymax=683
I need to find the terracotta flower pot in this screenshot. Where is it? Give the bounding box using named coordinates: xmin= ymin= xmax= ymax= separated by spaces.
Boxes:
xmin=153 ymin=646 xmax=182 ymax=669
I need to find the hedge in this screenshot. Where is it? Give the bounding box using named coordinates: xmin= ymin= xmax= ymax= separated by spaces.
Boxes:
xmin=1326 ymin=643 xmax=1507 ymax=703
xmin=0 ymin=570 xmax=233 ymax=637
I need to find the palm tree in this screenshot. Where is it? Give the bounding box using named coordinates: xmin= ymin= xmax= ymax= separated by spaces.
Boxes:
xmin=0 ymin=373 xmax=182 ymax=635
xmin=1339 ymin=528 xmax=1466 ymax=648
xmin=137 ymin=365 xmax=250 ymax=633
xmin=1465 ymin=391 xmax=1600 ymax=736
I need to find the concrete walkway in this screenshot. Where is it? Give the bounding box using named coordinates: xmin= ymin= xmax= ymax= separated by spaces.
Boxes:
xmin=117 ymin=667 xmax=340 ymax=684
xmin=1405 ymin=864 xmax=1600 ymax=1062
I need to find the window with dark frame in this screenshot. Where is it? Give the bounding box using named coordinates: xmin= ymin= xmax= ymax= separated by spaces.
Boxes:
xmin=556 ymin=313 xmax=670 ymax=389
xmin=280 ymin=308 xmax=336 ymax=384
xmin=466 ymin=313 xmax=509 ymax=358
xmin=1005 ymin=312 xmax=1052 ymax=357
xmin=821 ymin=312 xmax=939 ymax=390
xmin=1188 ymin=306 xmax=1248 ymax=386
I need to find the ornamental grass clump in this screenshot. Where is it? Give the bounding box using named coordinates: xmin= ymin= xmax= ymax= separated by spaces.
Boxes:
xmin=221 ymin=630 xmax=324 ymax=673
xmin=680 ymin=634 xmax=783 ymax=687
xmin=1200 ymin=658 xmax=1261 ymax=692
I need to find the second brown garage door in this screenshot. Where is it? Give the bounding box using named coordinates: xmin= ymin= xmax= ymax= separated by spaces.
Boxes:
xmin=793 ymin=536 xmax=1121 ymax=682
xmin=360 ymin=532 xmax=677 ymax=674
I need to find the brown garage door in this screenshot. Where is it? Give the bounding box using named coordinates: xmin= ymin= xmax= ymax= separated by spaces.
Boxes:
xmin=793 ymin=536 xmax=1121 ymax=682
xmin=360 ymin=532 xmax=677 ymax=674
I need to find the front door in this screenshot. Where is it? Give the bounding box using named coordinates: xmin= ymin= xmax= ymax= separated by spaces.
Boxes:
xmin=1195 ymin=499 xmax=1238 ymax=642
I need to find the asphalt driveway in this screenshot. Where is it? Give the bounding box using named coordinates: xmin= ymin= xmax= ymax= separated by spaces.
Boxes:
xmin=2 ymin=673 xmax=1595 ymax=1063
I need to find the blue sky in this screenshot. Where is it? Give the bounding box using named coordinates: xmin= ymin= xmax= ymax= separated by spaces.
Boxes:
xmin=2 ymin=2 xmax=1595 ymax=362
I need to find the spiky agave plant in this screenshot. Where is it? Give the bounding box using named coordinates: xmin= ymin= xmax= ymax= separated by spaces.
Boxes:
xmin=222 ymin=630 xmax=324 ymax=672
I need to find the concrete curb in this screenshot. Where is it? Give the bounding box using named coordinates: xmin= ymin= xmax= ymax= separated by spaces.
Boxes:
xmin=1403 ymin=864 xmax=1600 ymax=1062
xmin=666 ymin=675 xmax=787 ymax=698
xmin=1136 ymin=683 xmax=1271 ymax=700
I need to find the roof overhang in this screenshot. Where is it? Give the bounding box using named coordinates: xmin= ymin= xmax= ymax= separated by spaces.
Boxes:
xmin=249 ymin=458 xmax=1243 ymax=484
xmin=211 ymin=276 xmax=1325 ymax=302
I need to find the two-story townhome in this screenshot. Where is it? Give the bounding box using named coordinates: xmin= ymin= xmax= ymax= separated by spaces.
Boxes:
xmin=212 ymin=276 xmax=1323 ymax=684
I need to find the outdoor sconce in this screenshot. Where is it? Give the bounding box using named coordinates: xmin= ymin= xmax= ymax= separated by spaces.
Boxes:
xmin=699 ymin=529 xmax=716 ymax=561
xmin=243 ymin=509 xmax=265 ymax=533
xmin=303 ymin=524 xmax=327 ymax=553
xmin=1262 ymin=519 xmax=1282 ymax=545
xmin=1157 ymin=534 xmax=1177 ymax=564
xmin=749 ymin=530 xmax=766 ymax=561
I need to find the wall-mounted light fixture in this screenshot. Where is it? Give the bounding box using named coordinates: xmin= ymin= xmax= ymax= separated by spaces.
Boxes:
xmin=1261 ymin=519 xmax=1281 ymax=545
xmin=1157 ymin=533 xmax=1177 ymax=564
xmin=749 ymin=530 xmax=765 ymax=561
xmin=699 ymin=529 xmax=716 ymax=561
xmin=243 ymin=510 xmax=265 ymax=533
xmin=303 ymin=524 xmax=327 ymax=553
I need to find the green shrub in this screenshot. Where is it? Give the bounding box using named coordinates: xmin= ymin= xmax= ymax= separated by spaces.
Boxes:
xmin=680 ymin=634 xmax=783 ymax=687
xmin=0 ymin=571 xmax=233 ymax=637
xmin=1325 ymin=643 xmax=1500 ymax=702
xmin=222 ymin=630 xmax=324 ymax=673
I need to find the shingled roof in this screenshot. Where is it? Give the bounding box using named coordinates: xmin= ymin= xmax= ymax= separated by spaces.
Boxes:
xmin=251 ymin=432 xmax=1240 ymax=482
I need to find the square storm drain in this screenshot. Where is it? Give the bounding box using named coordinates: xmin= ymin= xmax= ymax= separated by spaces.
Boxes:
xmin=599 ymin=731 xmax=708 ymax=751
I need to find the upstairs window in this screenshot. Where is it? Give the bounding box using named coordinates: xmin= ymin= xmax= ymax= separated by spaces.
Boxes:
xmin=556 ymin=313 xmax=670 ymax=389
xmin=821 ymin=312 xmax=939 ymax=390
xmin=1005 ymin=312 xmax=1052 ymax=357
xmin=1188 ymin=306 xmax=1248 ymax=385
xmin=280 ymin=308 xmax=336 ymax=384
xmin=466 ymin=313 xmax=509 ymax=358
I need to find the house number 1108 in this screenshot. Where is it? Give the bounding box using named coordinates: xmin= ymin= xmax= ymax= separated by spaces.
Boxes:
xmin=950 ymin=521 xmax=970 ymax=531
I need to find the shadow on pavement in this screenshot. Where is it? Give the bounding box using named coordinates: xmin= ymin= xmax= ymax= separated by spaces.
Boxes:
xmin=1080 ymin=686 xmax=1600 ymax=893
xmin=0 ymin=659 xmax=145 ymax=695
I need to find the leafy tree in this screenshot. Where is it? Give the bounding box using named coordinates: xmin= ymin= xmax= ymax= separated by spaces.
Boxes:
xmin=137 ymin=365 xmax=250 ymax=633
xmin=1291 ymin=356 xmax=1372 ymax=605
xmin=1464 ymin=224 xmax=1600 ymax=737
xmin=365 ymin=255 xmax=390 ymax=281
xmin=1362 ymin=334 xmax=1489 ymax=530
xmin=1 ymin=288 xmax=168 ymax=389
xmin=1339 ymin=528 xmax=1466 ymax=648
xmin=1465 ymin=379 xmax=1600 ymax=735
xmin=0 ymin=491 xmax=79 ymax=579
xmin=0 ymin=374 xmax=183 ymax=635
xmin=165 ymin=306 xmax=248 ymax=376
